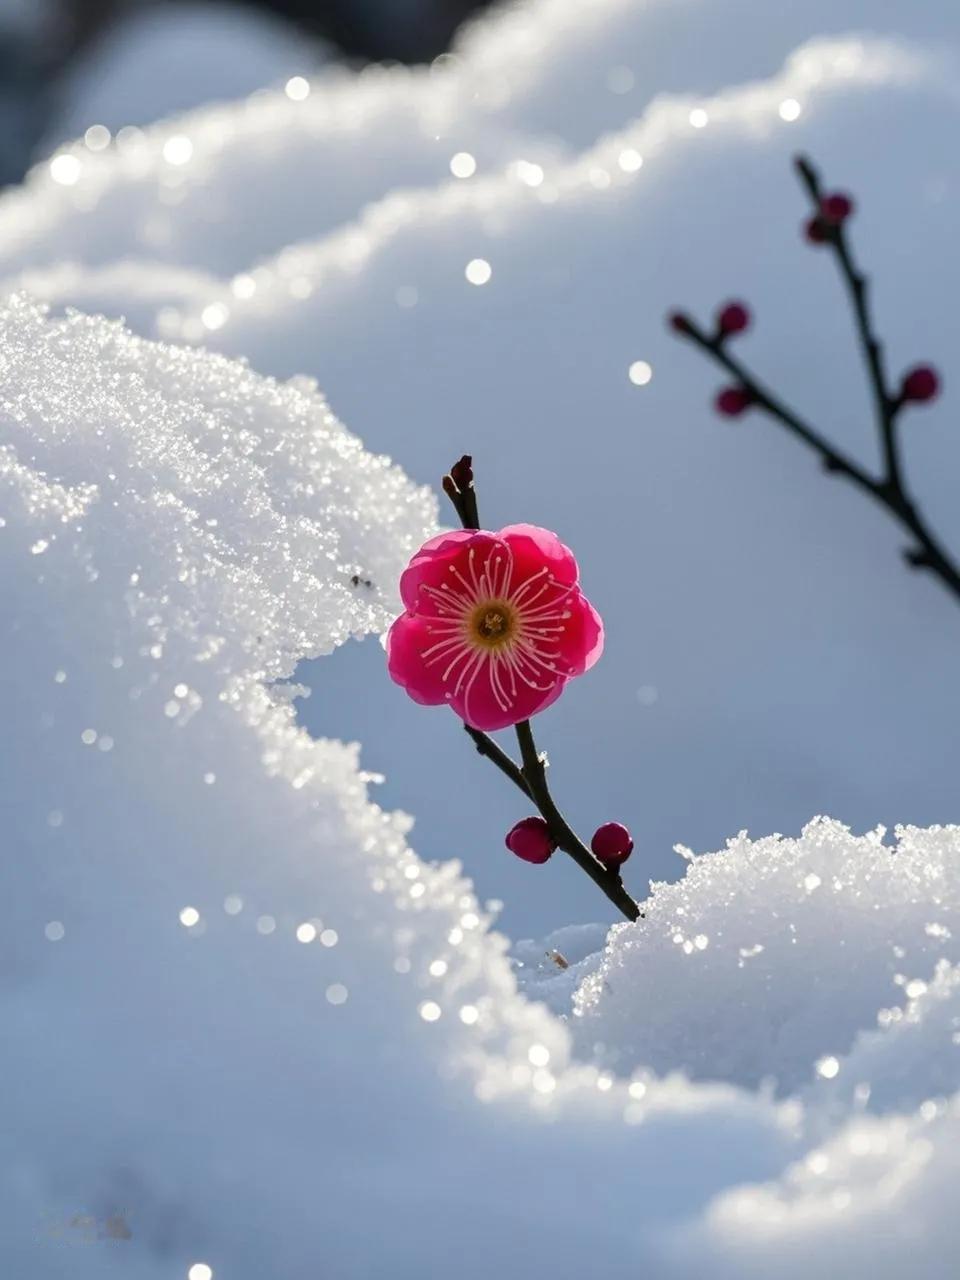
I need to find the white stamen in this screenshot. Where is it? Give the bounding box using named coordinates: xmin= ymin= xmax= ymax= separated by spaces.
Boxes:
xmin=509 ymin=568 xmax=551 ymax=608
xmin=442 ymin=645 xmax=475 ymax=682
xmin=422 ymin=634 xmax=470 ymax=663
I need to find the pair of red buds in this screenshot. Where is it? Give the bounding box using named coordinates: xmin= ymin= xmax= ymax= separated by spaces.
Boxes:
xmin=804 ymin=190 xmax=854 ymax=243
xmin=506 ymin=818 xmax=634 ymax=868
xmin=668 ymin=301 xmax=749 ymax=342
xmin=692 ymin=299 xmax=938 ymax=418
xmin=715 ymin=373 xmax=939 ymax=415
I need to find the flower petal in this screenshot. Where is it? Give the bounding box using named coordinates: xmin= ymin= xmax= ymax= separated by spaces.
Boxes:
xmin=499 ymin=524 xmax=579 ymax=588
xmin=451 ymin=656 xmax=567 ymax=732
xmin=407 ymin=528 xmax=478 ymax=569
xmin=558 ymin=590 xmax=604 ymax=675
xmin=400 ymin=531 xmax=508 ymax=617
xmin=386 ymin=612 xmax=462 ymax=706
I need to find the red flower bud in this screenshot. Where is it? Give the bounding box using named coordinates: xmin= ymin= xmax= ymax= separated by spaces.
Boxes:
xmin=505 ymin=817 xmax=556 ymax=864
xmin=591 ymin=822 xmax=634 ymax=868
xmin=717 ymin=301 xmax=750 ymax=336
xmin=715 ymin=386 xmax=752 ymax=417
xmin=900 ymin=365 xmax=940 ymax=404
xmin=804 ymin=215 xmax=829 ymax=245
xmin=819 ymin=192 xmax=854 ymax=225
xmin=668 ymin=311 xmax=692 ymax=334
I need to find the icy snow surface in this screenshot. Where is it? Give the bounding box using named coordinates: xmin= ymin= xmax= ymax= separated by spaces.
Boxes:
xmin=4 ymin=0 xmax=960 ymax=1271
xmin=568 ymin=821 xmax=960 ymax=1096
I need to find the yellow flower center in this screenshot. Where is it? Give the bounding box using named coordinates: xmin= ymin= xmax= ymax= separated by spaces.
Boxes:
xmin=471 ymin=600 xmax=515 ymax=649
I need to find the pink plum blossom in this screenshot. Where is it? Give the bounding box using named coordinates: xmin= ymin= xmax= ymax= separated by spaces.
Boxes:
xmin=387 ymin=524 xmax=603 ymax=731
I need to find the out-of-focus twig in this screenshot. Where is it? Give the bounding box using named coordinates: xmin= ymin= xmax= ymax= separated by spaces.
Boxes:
xmin=671 ymin=154 xmax=960 ymax=603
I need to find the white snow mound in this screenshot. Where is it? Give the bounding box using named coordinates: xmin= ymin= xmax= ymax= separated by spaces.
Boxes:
xmin=572 ymin=820 xmax=960 ymax=1096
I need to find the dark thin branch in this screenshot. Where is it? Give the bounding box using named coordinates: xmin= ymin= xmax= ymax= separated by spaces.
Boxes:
xmin=671 ymin=155 xmax=960 ymax=605
xmin=463 ymin=723 xmax=532 ymax=799
xmin=680 ymin=318 xmax=877 ymax=500
xmin=445 ymin=458 xmax=642 ymax=923
xmin=464 ymin=722 xmax=640 ymax=920
xmin=794 ymin=156 xmax=902 ymax=491
xmin=514 ymin=721 xmax=642 ymax=922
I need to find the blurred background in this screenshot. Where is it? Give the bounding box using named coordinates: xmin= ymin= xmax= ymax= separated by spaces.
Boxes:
xmin=0 ymin=0 xmax=495 ymax=185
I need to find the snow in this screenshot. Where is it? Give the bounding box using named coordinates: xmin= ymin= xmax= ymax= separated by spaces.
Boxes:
xmin=569 ymin=820 xmax=960 ymax=1096
xmin=823 ymin=957 xmax=960 ymax=1115
xmin=520 ymin=823 xmax=960 ymax=1276
xmin=149 ymin=33 xmax=947 ymax=349
xmin=5 ymin=1 xmax=953 ymax=280
xmin=4 ymin=0 xmax=960 ymax=1270
xmin=698 ymin=1099 xmax=960 ymax=1280
xmin=0 ymin=50 xmax=557 ymax=280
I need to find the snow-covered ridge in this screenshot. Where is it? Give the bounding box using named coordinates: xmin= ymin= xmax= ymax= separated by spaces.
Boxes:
xmin=0 ymin=16 xmax=948 ymax=297
xmin=0 ymin=48 xmax=558 ymax=279
xmin=2 ymin=34 xmax=945 ymax=334
xmin=160 ymin=35 xmax=939 ymax=347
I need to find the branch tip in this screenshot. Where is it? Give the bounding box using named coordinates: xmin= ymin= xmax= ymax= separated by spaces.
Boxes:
xmin=448 ymin=454 xmax=474 ymax=493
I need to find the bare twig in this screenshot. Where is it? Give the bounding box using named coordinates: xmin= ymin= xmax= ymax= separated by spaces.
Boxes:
xmin=463 ymin=723 xmax=532 ymax=799
xmin=794 ymin=157 xmax=904 ymax=492
xmin=513 ymin=722 xmax=642 ymax=922
xmin=671 ymin=154 xmax=960 ymax=604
